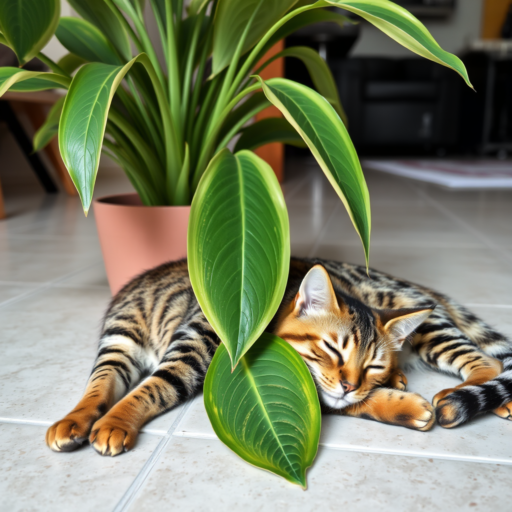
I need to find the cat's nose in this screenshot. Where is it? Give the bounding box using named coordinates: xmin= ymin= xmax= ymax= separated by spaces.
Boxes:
xmin=341 ymin=380 xmax=357 ymax=393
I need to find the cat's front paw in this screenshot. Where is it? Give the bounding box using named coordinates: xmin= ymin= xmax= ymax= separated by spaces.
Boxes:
xmin=396 ymin=394 xmax=435 ymax=431
xmin=46 ymin=417 xmax=90 ymax=452
xmin=389 ymin=370 xmax=407 ymax=391
xmin=89 ymin=416 xmax=138 ymax=456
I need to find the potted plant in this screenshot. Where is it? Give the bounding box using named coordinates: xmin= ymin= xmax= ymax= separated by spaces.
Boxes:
xmin=0 ymin=0 xmax=472 ymax=487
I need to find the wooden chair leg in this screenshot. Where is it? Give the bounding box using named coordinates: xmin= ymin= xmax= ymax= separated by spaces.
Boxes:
xmin=0 ymin=178 xmax=6 ymax=220
xmin=18 ymin=102 xmax=77 ymax=196
xmin=1 ymin=102 xmax=58 ymax=193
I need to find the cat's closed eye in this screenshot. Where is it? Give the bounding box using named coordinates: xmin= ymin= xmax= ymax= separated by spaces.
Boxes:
xmin=364 ymin=364 xmax=386 ymax=374
xmin=323 ymin=340 xmax=344 ymax=365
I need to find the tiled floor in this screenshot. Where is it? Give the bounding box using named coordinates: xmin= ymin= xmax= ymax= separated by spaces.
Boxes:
xmin=1 ymin=151 xmax=512 ymax=511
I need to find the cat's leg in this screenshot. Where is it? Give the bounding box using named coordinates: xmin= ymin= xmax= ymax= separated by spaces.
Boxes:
xmin=343 ymin=388 xmax=435 ymax=431
xmin=89 ymin=316 xmax=219 ymax=456
xmin=412 ymin=310 xmax=503 ymax=428
xmin=46 ymin=334 xmax=151 ymax=452
xmin=387 ymin=368 xmax=407 ymax=390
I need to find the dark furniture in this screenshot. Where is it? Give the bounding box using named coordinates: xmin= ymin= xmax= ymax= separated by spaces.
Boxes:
xmin=334 ymin=57 xmax=461 ymax=154
xmin=459 ymin=44 xmax=512 ymax=157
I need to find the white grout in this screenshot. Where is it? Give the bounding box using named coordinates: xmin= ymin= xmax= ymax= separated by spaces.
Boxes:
xmin=112 ymin=400 xmax=195 ymax=512
xmin=307 ymin=202 xmax=341 ymax=258
xmin=0 ymin=418 xmax=52 ymax=427
xmin=465 ymin=303 xmax=512 ymax=309
xmin=320 ymin=443 xmax=512 ymax=466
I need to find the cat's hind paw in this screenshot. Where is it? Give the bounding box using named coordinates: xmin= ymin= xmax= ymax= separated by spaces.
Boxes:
xmin=435 ymin=390 xmax=473 ymax=428
xmin=493 ymin=402 xmax=512 ymax=421
xmin=89 ymin=416 xmax=138 ymax=456
xmin=46 ymin=418 xmax=89 ymax=452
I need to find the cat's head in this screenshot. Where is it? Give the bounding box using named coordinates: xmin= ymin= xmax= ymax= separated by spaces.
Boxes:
xmin=274 ymin=265 xmax=434 ymax=409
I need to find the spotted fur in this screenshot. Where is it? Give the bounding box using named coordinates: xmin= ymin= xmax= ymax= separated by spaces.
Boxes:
xmin=46 ymin=257 xmax=512 ymax=455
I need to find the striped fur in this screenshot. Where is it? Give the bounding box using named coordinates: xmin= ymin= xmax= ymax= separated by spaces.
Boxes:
xmin=46 ymin=257 xmax=512 ymax=455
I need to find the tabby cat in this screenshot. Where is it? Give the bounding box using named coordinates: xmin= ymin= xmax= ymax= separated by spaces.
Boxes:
xmin=46 ymin=258 xmax=512 ymax=456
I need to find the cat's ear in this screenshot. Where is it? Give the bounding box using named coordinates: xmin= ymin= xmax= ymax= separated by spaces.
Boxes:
xmin=295 ymin=265 xmax=338 ymax=316
xmin=377 ymin=305 xmax=436 ymax=347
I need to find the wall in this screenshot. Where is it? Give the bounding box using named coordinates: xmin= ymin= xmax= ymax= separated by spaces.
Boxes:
xmin=42 ymin=0 xmax=73 ymax=61
xmin=351 ymin=0 xmax=484 ymax=57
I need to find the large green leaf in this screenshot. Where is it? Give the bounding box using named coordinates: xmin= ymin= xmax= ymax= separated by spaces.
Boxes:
xmin=0 ymin=68 xmax=70 ymax=96
xmin=59 ymin=56 xmax=154 ymax=214
xmin=204 ymin=334 xmax=321 ymax=487
xmin=213 ymin=0 xmax=298 ymax=74
xmin=56 ymin=17 xmax=122 ymax=66
xmin=68 ymin=0 xmax=132 ymax=60
xmin=0 ymin=0 xmax=60 ymax=65
xmin=234 ymin=117 xmax=305 ymax=152
xmin=256 ymin=76 xmax=371 ymax=266
xmin=188 ymin=149 xmax=290 ymax=368
xmin=33 ymin=96 xmax=65 ymax=152
xmin=326 ymin=0 xmax=472 ymax=87
xmin=258 ymin=46 xmax=346 ymax=123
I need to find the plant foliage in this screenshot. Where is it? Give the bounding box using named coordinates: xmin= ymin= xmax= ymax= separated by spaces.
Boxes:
xmin=0 ymin=0 xmax=472 ymax=487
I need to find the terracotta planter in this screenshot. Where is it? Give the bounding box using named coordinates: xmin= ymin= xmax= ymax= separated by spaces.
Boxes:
xmin=94 ymin=193 xmax=190 ymax=295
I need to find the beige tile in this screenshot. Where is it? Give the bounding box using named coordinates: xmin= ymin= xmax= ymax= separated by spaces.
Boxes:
xmin=313 ymin=244 xmax=512 ymax=305
xmin=56 ymin=262 xmax=110 ymax=289
xmin=0 ymin=423 xmax=161 ymax=512
xmin=0 ymin=286 xmax=187 ymax=434
xmin=130 ymin=436 xmax=512 ymax=512
xmin=0 ymin=282 xmax=40 ymax=305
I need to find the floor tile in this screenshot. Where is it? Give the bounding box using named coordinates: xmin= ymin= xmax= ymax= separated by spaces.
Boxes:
xmin=0 ymin=285 xmax=189 ymax=434
xmin=56 ymin=262 xmax=110 ymax=289
xmin=0 ymin=282 xmax=41 ymax=305
xmin=313 ymin=244 xmax=512 ymax=305
xmin=318 ymin=199 xmax=485 ymax=249
xmin=0 ymin=423 xmax=161 ymax=512
xmin=0 ymin=286 xmax=112 ymax=423
xmin=321 ymin=366 xmax=512 ymax=465
xmin=129 ymin=436 xmax=512 ymax=512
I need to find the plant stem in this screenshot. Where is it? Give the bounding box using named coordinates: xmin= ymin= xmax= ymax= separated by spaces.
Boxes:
xmin=227 ymin=2 xmax=321 ymax=100
xmin=166 ymin=0 xmax=183 ymax=153
xmin=37 ymin=52 xmax=68 ymax=76
xmin=136 ymin=54 xmax=182 ymax=196
xmin=192 ymin=82 xmax=262 ymax=189
xmin=208 ymin=0 xmax=263 ymax=131
xmin=181 ymin=9 xmax=205 ymax=123
xmin=109 ymin=108 xmax=166 ymax=194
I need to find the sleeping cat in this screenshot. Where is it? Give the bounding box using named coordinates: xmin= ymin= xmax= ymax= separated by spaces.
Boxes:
xmin=46 ymin=257 xmax=512 ymax=456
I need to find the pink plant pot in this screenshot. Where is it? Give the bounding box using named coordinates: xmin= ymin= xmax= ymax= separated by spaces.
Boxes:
xmin=93 ymin=193 xmax=190 ymax=295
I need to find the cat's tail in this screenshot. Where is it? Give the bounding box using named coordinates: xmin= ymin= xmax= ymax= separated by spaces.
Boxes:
xmin=436 ymin=351 xmax=512 ymax=428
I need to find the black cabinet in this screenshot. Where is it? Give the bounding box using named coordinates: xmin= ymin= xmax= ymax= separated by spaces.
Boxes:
xmin=334 ymin=58 xmax=461 ymax=154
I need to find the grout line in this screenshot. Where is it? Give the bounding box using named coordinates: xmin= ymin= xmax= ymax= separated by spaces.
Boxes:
xmin=308 ymin=202 xmax=341 ymax=258
xmin=0 ymin=417 xmax=52 ymax=427
xmin=0 ymin=260 xmax=103 ymax=310
xmin=172 ymin=431 xmax=216 ymax=440
xmin=320 ymin=442 xmax=512 ymax=466
xmin=465 ymin=303 xmax=512 ymax=309
xmin=411 ymin=184 xmax=512 ymax=267
xmin=112 ymin=400 xmax=195 ymax=512
xmin=283 ymin=171 xmax=312 ymax=202
xmin=0 ymin=416 xmax=168 ymax=435
xmin=165 ymin=430 xmax=512 ymax=467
